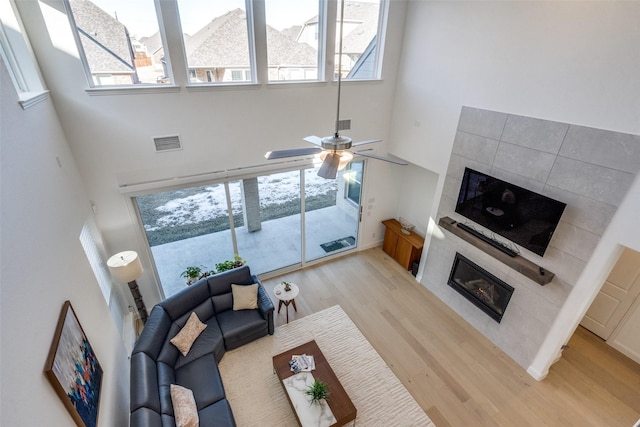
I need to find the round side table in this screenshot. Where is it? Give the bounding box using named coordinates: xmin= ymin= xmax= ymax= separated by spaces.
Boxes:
xmin=273 ymin=282 xmax=299 ymax=323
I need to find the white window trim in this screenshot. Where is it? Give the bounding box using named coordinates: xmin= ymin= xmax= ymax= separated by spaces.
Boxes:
xmin=62 ymin=0 xmax=176 ymax=90
xmin=0 ymin=0 xmax=48 ymax=108
xmin=57 ymin=0 xmax=385 ymax=93
xmin=371 ymin=0 xmax=389 ymax=80
xmin=80 ymin=215 xmax=114 ymax=303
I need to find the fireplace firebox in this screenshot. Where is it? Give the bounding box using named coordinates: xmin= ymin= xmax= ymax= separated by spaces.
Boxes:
xmin=447 ymin=253 xmax=514 ymax=323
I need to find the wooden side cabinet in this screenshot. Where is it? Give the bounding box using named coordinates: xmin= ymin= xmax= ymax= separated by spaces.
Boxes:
xmin=382 ymin=219 xmax=425 ymax=271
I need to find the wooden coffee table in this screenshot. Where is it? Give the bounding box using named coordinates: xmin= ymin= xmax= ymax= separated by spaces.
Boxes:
xmin=273 ymin=340 xmax=357 ymax=427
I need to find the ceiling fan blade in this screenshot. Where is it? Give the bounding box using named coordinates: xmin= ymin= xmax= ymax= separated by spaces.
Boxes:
xmin=354 ymin=151 xmax=409 ymax=165
xmin=303 ymin=136 xmax=323 ymax=146
xmin=352 ymin=139 xmax=382 ymax=147
xmin=265 ymin=147 xmax=322 ymax=160
xmin=317 ymin=153 xmax=340 ymax=179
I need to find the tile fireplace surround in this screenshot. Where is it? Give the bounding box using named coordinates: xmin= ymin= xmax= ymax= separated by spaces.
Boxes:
xmin=421 ymin=106 xmax=640 ymax=368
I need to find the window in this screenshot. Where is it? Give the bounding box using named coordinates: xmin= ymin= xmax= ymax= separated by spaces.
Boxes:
xmin=65 ymin=0 xmax=170 ymax=86
xmin=344 ymin=160 xmax=363 ymax=205
xmin=337 ymin=0 xmax=384 ymax=80
xmin=0 ymin=0 xmax=47 ymax=107
xmin=177 ymin=0 xmax=255 ymax=84
xmin=230 ymin=69 xmax=250 ymax=81
xmin=79 ymin=216 xmax=113 ymax=304
xmin=265 ymin=0 xmax=320 ymax=82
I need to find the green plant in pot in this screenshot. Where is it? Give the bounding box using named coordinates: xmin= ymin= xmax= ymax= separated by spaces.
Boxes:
xmin=281 ymin=281 xmax=292 ymax=292
xmin=214 ymin=253 xmax=246 ymax=273
xmin=180 ymin=265 xmax=212 ymax=285
xmin=305 ymin=379 xmax=329 ymax=405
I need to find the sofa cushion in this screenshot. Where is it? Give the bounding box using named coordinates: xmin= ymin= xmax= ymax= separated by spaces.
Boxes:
xmin=208 ymin=266 xmax=254 ymax=312
xmin=231 ymin=283 xmax=258 ymax=310
xmin=157 ymin=362 xmax=177 ymax=416
xmin=158 ymin=316 xmax=224 ymax=369
xmin=198 ymin=399 xmax=236 ymax=427
xmin=216 ymin=309 xmax=268 ymax=350
xmin=130 ymin=352 xmax=161 ymax=413
xmin=130 ymin=407 xmax=163 ymax=427
xmin=133 ymin=306 xmax=173 ymax=360
xmin=175 ymin=354 xmax=226 ymax=411
xmin=211 ymin=292 xmax=233 ymax=314
xmin=161 ymin=279 xmax=214 ymax=320
xmin=170 ymin=312 xmax=207 ymax=356
xmin=174 ymin=317 xmax=225 ymax=369
xmin=170 ymin=384 xmax=199 ymax=427
xmin=157 ymin=301 xmax=222 ymax=367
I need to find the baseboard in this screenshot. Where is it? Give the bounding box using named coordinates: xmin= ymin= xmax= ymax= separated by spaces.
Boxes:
xmin=358 ymin=239 xmax=384 ymax=251
xmin=526 ymin=365 xmax=548 ymax=381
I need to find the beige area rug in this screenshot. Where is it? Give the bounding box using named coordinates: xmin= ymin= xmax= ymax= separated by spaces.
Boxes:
xmin=218 ymin=305 xmax=435 ymax=426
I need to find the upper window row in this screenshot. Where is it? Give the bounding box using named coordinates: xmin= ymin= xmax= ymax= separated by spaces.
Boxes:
xmin=64 ymin=0 xmax=385 ymax=88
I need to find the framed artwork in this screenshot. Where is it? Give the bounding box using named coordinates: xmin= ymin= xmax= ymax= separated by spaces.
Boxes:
xmin=44 ymin=301 xmax=103 ymax=427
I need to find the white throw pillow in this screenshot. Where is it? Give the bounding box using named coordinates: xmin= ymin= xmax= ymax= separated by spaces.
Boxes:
xmin=232 ymin=283 xmax=259 ymax=310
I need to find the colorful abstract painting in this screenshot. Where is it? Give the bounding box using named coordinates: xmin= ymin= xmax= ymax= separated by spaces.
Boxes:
xmin=45 ymin=301 xmax=103 ymax=427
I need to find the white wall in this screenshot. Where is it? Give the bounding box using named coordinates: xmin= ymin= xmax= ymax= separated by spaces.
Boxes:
xmin=390 ymin=1 xmax=640 ymax=377
xmin=390 ymin=1 xmax=640 ymax=175
xmin=0 ymin=59 xmax=130 ymax=425
xmin=17 ymin=0 xmax=409 ymax=307
xmin=395 ymin=164 xmax=439 ymax=237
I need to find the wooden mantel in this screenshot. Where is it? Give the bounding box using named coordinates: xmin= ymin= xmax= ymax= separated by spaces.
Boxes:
xmin=438 ymin=216 xmax=554 ymax=285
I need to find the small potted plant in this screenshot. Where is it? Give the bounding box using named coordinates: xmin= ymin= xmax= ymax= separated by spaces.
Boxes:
xmin=214 ymin=253 xmax=246 ymax=274
xmin=180 ymin=265 xmax=212 ymax=285
xmin=305 ymin=379 xmax=329 ymax=405
xmin=282 ymin=281 xmax=292 ymax=292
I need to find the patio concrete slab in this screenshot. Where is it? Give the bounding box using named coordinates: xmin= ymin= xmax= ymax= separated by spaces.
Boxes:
xmin=151 ymin=206 xmax=358 ymax=297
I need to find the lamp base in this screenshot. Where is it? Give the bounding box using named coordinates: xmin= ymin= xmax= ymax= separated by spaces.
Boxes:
xmin=128 ymin=280 xmax=149 ymax=324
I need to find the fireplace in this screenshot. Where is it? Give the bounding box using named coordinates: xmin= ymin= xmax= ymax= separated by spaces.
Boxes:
xmin=447 ymin=253 xmax=514 ymax=323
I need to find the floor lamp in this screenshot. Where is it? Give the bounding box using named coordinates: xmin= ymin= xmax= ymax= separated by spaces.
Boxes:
xmin=107 ymin=250 xmax=149 ymax=324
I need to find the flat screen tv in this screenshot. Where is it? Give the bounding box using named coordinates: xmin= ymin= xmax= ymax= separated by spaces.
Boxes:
xmin=454 ymin=168 xmax=566 ymax=256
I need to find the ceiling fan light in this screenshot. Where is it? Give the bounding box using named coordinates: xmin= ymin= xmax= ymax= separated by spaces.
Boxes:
xmin=337 ymin=151 xmax=353 ymax=170
xmin=318 ymin=152 xmax=340 ymax=179
xmin=319 ymin=150 xmax=353 ymax=172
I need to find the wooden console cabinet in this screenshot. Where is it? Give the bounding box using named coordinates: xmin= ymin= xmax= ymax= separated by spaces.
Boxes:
xmin=382 ymin=219 xmax=425 ymax=270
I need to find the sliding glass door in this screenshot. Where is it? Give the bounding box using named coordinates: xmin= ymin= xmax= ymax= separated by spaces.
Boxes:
xmin=234 ymin=171 xmax=302 ymax=274
xmin=134 ymin=162 xmax=363 ymax=298
xmin=135 ymin=183 xmax=235 ymax=297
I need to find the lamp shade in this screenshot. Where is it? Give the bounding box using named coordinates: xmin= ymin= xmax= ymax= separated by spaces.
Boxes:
xmin=107 ymin=250 xmax=143 ymax=283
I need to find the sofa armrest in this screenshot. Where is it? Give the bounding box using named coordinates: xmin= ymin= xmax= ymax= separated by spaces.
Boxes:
xmin=253 ymin=275 xmax=275 ymax=335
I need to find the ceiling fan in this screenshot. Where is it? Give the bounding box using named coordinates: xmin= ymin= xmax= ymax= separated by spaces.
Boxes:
xmin=264 ymin=0 xmax=408 ymax=179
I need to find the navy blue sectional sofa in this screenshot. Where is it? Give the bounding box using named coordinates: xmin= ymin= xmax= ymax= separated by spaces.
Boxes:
xmin=130 ymin=265 xmax=275 ymax=427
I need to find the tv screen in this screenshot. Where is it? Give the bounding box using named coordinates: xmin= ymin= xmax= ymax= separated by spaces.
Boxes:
xmin=454 ymin=168 xmax=566 ymax=256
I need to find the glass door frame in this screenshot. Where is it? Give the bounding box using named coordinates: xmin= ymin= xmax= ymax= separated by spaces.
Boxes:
xmin=129 ymin=160 xmax=366 ymax=297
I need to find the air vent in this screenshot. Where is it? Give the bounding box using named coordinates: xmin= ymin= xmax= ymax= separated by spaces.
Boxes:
xmin=337 ymin=119 xmax=351 ymax=131
xmin=153 ymin=135 xmax=182 ymax=152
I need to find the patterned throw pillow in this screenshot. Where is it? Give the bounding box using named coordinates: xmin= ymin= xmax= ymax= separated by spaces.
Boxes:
xmin=170 ymin=312 xmax=207 ymax=356
xmin=170 ymin=384 xmax=199 ymax=427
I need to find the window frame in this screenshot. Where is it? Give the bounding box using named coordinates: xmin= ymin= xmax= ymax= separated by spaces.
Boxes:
xmin=263 ymin=0 xmax=326 ymax=84
xmin=62 ymin=0 xmax=174 ymax=89
xmin=58 ymin=0 xmax=387 ymax=93
xmin=339 ymin=0 xmax=388 ymax=81
xmin=344 ymin=160 xmax=364 ymax=206
xmin=0 ymin=0 xmax=48 ymax=108
xmin=79 ymin=216 xmax=114 ymax=304
xmin=177 ymin=0 xmax=258 ymax=86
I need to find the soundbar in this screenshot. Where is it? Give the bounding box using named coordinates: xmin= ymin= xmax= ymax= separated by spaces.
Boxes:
xmin=456 ymin=222 xmax=518 ymax=257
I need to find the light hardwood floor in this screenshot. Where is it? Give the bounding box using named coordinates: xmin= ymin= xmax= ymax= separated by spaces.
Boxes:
xmin=262 ymin=247 xmax=640 ymax=427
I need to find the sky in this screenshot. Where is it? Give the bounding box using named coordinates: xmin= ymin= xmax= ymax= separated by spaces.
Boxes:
xmin=90 ymin=0 xmax=321 ymax=38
